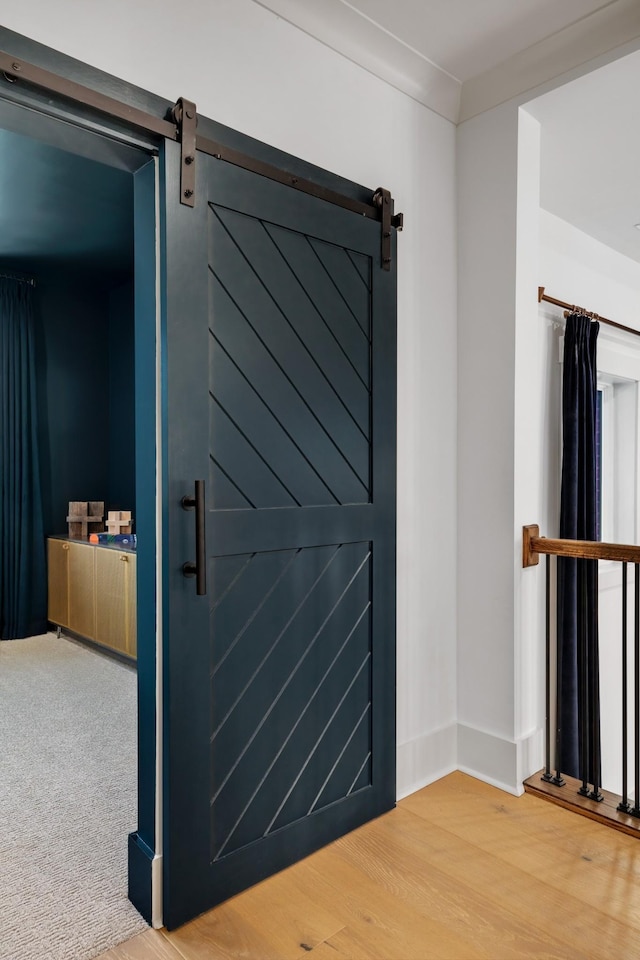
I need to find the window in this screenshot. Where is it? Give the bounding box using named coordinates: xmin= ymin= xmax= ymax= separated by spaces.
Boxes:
xmin=560 ymin=329 xmax=640 ymax=550
xmin=596 ymin=348 xmax=640 ymax=547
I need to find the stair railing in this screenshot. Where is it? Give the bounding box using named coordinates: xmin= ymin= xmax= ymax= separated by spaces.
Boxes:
xmin=523 ymin=524 xmax=640 ymax=812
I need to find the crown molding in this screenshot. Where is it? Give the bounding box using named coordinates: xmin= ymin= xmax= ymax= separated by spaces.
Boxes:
xmin=254 ymin=0 xmax=640 ymax=126
xmin=252 ymin=0 xmax=461 ymax=123
xmin=459 ymin=0 xmax=640 ymax=122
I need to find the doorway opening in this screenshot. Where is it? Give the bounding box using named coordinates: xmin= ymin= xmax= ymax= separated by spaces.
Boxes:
xmin=0 ymin=103 xmax=158 ymax=959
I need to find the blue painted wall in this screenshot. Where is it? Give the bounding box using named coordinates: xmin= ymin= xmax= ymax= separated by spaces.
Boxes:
xmin=0 ymin=130 xmax=136 ymax=539
xmin=34 ymin=272 xmax=110 ymax=536
xmin=30 ymin=269 xmax=135 ymax=536
xmin=108 ymin=281 xmax=136 ymax=515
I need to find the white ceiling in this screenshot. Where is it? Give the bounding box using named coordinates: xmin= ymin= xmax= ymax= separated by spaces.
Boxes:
xmin=256 ymin=0 xmax=640 ymax=263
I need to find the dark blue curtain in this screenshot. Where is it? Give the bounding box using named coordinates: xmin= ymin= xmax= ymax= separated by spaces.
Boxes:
xmin=557 ymin=313 xmax=600 ymax=783
xmin=0 ymin=277 xmax=47 ymax=639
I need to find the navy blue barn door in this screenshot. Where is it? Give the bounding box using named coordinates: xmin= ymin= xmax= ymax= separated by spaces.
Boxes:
xmin=162 ymin=140 xmax=396 ymax=929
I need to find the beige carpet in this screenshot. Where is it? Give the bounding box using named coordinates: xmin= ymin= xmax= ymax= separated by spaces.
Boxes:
xmin=0 ymin=633 xmax=149 ymax=960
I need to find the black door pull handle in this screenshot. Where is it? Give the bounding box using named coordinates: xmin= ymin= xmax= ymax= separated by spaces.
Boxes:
xmin=182 ymin=479 xmax=206 ymax=596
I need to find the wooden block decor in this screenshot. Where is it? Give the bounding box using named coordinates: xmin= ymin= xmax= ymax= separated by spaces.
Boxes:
xmin=106 ymin=510 xmax=133 ymax=535
xmin=67 ymin=501 xmax=104 ymax=539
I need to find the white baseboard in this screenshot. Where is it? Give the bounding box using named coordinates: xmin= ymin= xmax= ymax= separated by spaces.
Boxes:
xmin=457 ymin=723 xmax=543 ymax=796
xmin=396 ymin=723 xmax=544 ymax=800
xmin=396 ymin=723 xmax=457 ymax=800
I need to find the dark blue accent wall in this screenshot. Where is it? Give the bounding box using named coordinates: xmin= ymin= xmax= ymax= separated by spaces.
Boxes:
xmin=0 ymin=128 xmax=136 ymax=538
xmin=34 ymin=272 xmax=110 ymax=536
xmin=109 ymin=281 xmax=136 ymax=513
xmin=28 ymin=269 xmax=135 ymax=537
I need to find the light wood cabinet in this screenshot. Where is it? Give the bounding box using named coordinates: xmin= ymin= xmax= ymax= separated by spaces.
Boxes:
xmin=47 ymin=538 xmax=69 ymax=626
xmin=47 ymin=537 xmax=136 ymax=660
xmin=95 ymin=548 xmax=136 ymax=657
xmin=68 ymin=540 xmax=96 ymax=639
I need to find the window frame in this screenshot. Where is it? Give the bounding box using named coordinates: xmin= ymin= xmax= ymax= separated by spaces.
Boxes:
xmin=595 ymin=335 xmax=640 ymax=585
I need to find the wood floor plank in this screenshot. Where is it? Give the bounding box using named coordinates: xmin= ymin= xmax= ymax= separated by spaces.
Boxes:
xmin=163 ymin=869 xmax=345 ymax=960
xmin=218 ymin=867 xmax=346 ymax=958
xmin=290 ymin=940 xmax=353 ymax=959
xmin=402 ymin=772 xmax=640 ymax=923
xmin=403 ymin=772 xmax=640 ymax=879
xmin=160 ymin=902 xmax=282 ymax=960
xmin=98 ymin=772 xmax=640 ymax=960
xmin=297 ymin=854 xmax=486 ymax=960
xmin=319 ymin=921 xmax=472 ymax=960
xmin=96 ymin=929 xmax=185 ymax=960
xmin=332 ymin=812 xmax=592 ymax=960
xmin=362 ymin=802 xmax=640 ymax=958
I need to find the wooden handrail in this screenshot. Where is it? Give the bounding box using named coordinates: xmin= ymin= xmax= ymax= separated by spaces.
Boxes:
xmin=523 ymin=524 xmax=640 ymax=567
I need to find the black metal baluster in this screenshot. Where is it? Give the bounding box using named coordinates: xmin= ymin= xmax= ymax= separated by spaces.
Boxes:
xmin=542 ymin=554 xmax=553 ymax=783
xmin=578 ymin=559 xmax=590 ymax=798
xmin=634 ymin=564 xmax=640 ymax=817
xmin=589 ymin=558 xmax=603 ymax=802
xmin=553 ymin=555 xmax=565 ymax=786
xmin=618 ymin=562 xmax=631 ymax=813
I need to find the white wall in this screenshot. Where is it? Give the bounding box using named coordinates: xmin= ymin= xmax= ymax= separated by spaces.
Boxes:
xmin=457 ymin=101 xmax=545 ymax=794
xmin=457 ymin=101 xmax=517 ymax=782
xmin=0 ymin=0 xmax=459 ymax=798
xmin=513 ymin=110 xmax=546 ymax=770
xmin=457 ymin=85 xmax=640 ymax=795
xmin=540 ymin=212 xmax=640 ymax=324
xmin=456 ymin=66 xmax=640 ymax=795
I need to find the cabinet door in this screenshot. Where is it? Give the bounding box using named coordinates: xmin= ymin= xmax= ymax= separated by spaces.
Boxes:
xmin=68 ymin=542 xmax=96 ymax=639
xmin=125 ymin=554 xmax=137 ymax=657
xmin=95 ymin=549 xmax=129 ymax=654
xmin=47 ymin=539 xmax=70 ymax=627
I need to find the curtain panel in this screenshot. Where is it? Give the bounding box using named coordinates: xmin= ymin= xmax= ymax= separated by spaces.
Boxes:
xmin=0 ymin=277 xmax=47 ymax=639
xmin=557 ymin=312 xmax=600 ymax=785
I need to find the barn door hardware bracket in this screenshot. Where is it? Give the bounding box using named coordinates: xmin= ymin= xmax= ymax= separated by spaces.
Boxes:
xmin=373 ymin=188 xmax=403 ymax=271
xmin=171 ymin=98 xmax=197 ymax=207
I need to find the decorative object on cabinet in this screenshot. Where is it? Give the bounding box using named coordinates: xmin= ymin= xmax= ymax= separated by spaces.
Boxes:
xmin=66 ymin=500 xmax=104 ymax=539
xmin=106 ymin=510 xmax=133 ymax=535
xmin=47 ymin=537 xmax=136 ymax=659
xmin=90 ymin=532 xmax=136 ymax=547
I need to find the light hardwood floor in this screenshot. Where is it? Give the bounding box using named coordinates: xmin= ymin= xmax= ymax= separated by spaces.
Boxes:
xmin=98 ymin=771 xmax=640 ymax=960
